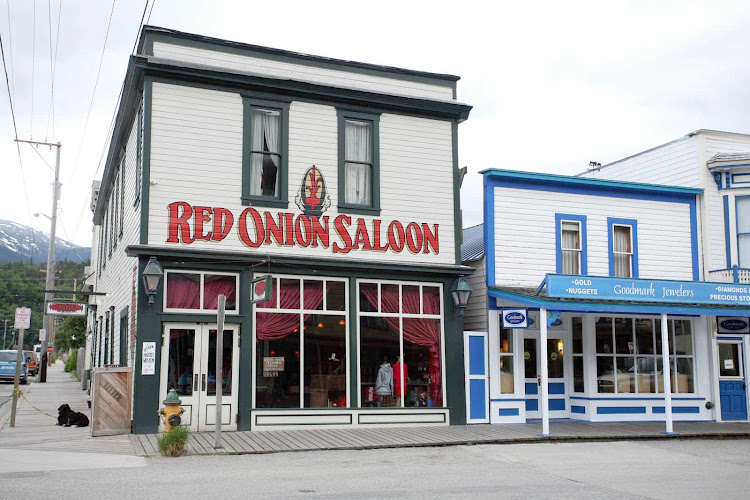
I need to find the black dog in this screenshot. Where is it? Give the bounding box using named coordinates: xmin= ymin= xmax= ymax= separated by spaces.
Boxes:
xmin=57 ymin=404 xmax=90 ymax=427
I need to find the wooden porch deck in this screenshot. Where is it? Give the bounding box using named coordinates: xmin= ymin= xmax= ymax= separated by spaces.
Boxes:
xmin=130 ymin=421 xmax=750 ymax=456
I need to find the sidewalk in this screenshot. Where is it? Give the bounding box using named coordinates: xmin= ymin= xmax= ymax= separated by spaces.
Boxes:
xmin=0 ymin=360 xmax=137 ymax=456
xmin=132 ymin=419 xmax=750 ymax=457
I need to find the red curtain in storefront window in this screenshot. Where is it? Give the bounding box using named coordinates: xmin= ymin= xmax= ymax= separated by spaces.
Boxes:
xmin=362 ymin=286 xmax=443 ymax=406
xmin=166 ymin=273 xmax=201 ymax=309
xmin=256 ymin=281 xmax=325 ymax=340
xmin=203 ymin=275 xmax=237 ymax=309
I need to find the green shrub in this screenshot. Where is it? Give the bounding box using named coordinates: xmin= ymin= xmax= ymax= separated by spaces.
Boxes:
xmin=64 ymin=350 xmax=78 ymax=373
xmin=158 ymin=426 xmax=189 ymax=457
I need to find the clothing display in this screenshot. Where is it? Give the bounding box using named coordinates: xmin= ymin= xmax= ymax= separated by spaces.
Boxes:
xmin=393 ymin=361 xmax=408 ymax=397
xmin=375 ymin=362 xmax=393 ymax=396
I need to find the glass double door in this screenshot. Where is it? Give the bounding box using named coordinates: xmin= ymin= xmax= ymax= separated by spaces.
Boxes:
xmin=161 ymin=323 xmax=240 ymax=431
xmin=524 ymin=333 xmax=569 ymax=418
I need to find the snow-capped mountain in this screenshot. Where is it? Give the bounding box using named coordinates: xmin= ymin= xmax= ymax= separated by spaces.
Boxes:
xmin=0 ymin=219 xmax=91 ymax=264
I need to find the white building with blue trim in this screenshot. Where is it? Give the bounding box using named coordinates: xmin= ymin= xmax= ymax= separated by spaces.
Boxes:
xmin=463 ymin=160 xmax=750 ymax=431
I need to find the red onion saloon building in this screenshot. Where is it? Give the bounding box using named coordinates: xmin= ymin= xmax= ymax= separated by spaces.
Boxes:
xmin=87 ymin=26 xmax=472 ymax=434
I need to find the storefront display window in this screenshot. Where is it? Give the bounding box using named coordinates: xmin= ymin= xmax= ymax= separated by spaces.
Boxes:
xmin=359 ymin=280 xmax=443 ymax=408
xmin=254 ymin=276 xmax=348 ymax=409
xmin=596 ymin=316 xmax=695 ymax=394
xmin=499 ymin=328 xmax=513 ymax=394
xmin=164 ymin=271 xmax=238 ymax=312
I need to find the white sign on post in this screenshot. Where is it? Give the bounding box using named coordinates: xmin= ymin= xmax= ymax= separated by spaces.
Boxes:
xmin=39 ymin=329 xmax=47 ymax=342
xmin=141 ymin=342 xmax=156 ymax=375
xmin=14 ymin=307 xmax=31 ymax=330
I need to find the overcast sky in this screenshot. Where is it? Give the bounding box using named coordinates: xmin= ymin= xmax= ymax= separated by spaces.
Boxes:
xmin=2 ymin=0 xmax=750 ymax=247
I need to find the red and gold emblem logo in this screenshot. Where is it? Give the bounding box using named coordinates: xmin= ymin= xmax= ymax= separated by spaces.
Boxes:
xmin=295 ymin=165 xmax=331 ymax=216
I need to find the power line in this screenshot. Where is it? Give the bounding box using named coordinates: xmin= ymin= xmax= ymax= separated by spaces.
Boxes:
xmin=68 ymin=0 xmax=116 ymax=180
xmin=68 ymin=0 xmax=151 ymax=245
xmin=1 ymin=33 xmax=38 ymax=259
xmin=5 ymin=0 xmax=15 ymax=111
xmin=44 ymin=0 xmax=62 ymax=141
xmin=30 ymin=0 xmax=35 ymax=136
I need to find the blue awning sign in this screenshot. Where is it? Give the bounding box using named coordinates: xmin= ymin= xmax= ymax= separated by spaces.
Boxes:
xmin=546 ymin=274 xmax=750 ymax=307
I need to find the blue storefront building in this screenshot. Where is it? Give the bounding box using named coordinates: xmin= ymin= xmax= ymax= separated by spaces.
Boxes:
xmin=462 ymin=169 xmax=750 ymax=433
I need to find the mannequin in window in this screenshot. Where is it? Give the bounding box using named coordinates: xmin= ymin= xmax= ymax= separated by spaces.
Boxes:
xmin=374 ymin=356 xmax=393 ymax=406
xmin=392 ymin=355 xmax=408 ymax=407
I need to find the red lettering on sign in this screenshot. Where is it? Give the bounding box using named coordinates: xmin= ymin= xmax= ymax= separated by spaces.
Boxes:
xmin=166 ymin=202 xmax=194 ymax=244
xmin=371 ymin=220 xmax=389 ymax=252
xmin=405 ymin=222 xmax=423 ymax=254
xmin=332 ymin=215 xmax=353 ymax=254
xmin=283 ymin=213 xmax=295 ymax=247
xmin=353 ymin=219 xmax=373 ymax=251
xmin=387 ymin=221 xmax=405 ymax=252
xmin=265 ymin=212 xmax=285 ymax=246
xmin=294 ymin=215 xmax=312 ymax=248
xmin=194 ymin=206 xmax=213 ymax=241
xmin=212 ymin=207 xmax=233 ymax=241
xmin=310 ymin=216 xmax=329 ymax=248
xmin=164 ymin=202 xmax=441 ymax=256
xmin=422 ymin=224 xmax=439 ymax=254
xmin=238 ymin=208 xmax=264 ymax=248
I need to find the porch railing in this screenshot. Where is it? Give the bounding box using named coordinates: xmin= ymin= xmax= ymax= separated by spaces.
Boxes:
xmin=708 ymin=265 xmax=750 ymax=284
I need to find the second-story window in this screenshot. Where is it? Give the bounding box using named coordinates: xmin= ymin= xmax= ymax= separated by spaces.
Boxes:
xmin=612 ymin=225 xmax=633 ymax=277
xmin=608 ymin=218 xmax=638 ymax=278
xmin=737 ymin=197 xmax=750 ymax=267
xmin=249 ymin=108 xmax=281 ymax=197
xmin=242 ymin=98 xmax=289 ymax=208
xmin=556 ymin=214 xmax=587 ymax=275
xmin=561 ymin=221 xmax=582 ymax=274
xmin=337 ymin=109 xmax=380 ymax=215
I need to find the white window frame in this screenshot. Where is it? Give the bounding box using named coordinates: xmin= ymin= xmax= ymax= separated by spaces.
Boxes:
xmin=251 ymin=273 xmax=349 ymax=409
xmin=560 ymin=220 xmax=582 ymax=275
xmin=612 ymin=224 xmax=634 ymax=278
xmin=356 ymin=279 xmax=446 ymax=409
xmin=162 ymin=270 xmax=240 ymax=314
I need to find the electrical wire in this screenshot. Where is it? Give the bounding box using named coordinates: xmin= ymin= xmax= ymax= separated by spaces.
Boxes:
xmin=5 ymin=0 xmax=15 ymax=111
xmin=67 ymin=0 xmax=151 ymax=246
xmin=30 ymin=0 xmax=35 ymax=136
xmin=1 ymin=33 xmax=40 ymax=261
xmin=44 ymin=0 xmax=62 ymax=141
xmin=68 ymin=0 xmax=116 ymax=181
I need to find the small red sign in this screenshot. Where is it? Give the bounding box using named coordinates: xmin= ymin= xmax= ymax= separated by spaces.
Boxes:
xmin=47 ymin=345 xmax=54 ymax=353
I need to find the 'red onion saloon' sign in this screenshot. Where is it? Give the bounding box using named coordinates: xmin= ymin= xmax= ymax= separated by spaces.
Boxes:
xmin=165 ymin=167 xmax=440 ymax=255
xmin=166 ymin=201 xmax=439 ymax=255
xmin=46 ymin=302 xmax=87 ymax=316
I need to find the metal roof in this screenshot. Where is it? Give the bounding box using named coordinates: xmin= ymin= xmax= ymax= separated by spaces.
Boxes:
xmin=707 ymin=152 xmax=750 ymax=165
xmin=461 ymin=224 xmax=484 ymax=262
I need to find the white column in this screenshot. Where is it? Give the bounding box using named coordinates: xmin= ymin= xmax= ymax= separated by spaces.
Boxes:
xmin=660 ymin=313 xmax=674 ymax=434
xmin=540 ymin=308 xmax=550 ymax=436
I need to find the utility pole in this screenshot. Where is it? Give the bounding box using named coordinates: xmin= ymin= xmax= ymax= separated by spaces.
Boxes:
xmin=16 ymin=139 xmax=61 ymax=383
xmin=2 ymin=319 xmax=8 ymax=349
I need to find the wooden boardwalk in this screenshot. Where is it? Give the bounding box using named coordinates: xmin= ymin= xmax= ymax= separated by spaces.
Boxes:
xmin=131 ymin=420 xmax=750 ymax=457
xmin=0 ymin=361 xmax=135 ymax=456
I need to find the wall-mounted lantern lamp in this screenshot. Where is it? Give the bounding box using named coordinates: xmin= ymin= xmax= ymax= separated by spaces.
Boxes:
xmin=451 ymin=276 xmax=473 ymax=317
xmin=142 ymin=257 xmax=163 ymax=305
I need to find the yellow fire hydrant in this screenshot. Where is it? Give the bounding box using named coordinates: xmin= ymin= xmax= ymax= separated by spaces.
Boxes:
xmin=159 ymin=389 xmax=184 ymax=432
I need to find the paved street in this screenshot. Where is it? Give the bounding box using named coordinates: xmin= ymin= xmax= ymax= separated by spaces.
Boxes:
xmin=2 ymin=438 xmax=749 ymax=499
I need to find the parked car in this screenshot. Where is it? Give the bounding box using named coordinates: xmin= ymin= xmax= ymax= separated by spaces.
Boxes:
xmin=24 ymin=350 xmax=38 ymax=376
xmin=0 ymin=350 xmax=27 ymax=384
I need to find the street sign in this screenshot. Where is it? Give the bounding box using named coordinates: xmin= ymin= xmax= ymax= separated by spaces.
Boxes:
xmin=47 ymin=345 xmax=54 ymax=353
xmin=46 ymin=301 xmax=87 ymax=316
xmin=39 ymin=329 xmax=47 ymax=342
xmin=14 ymin=307 xmax=31 ymax=330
